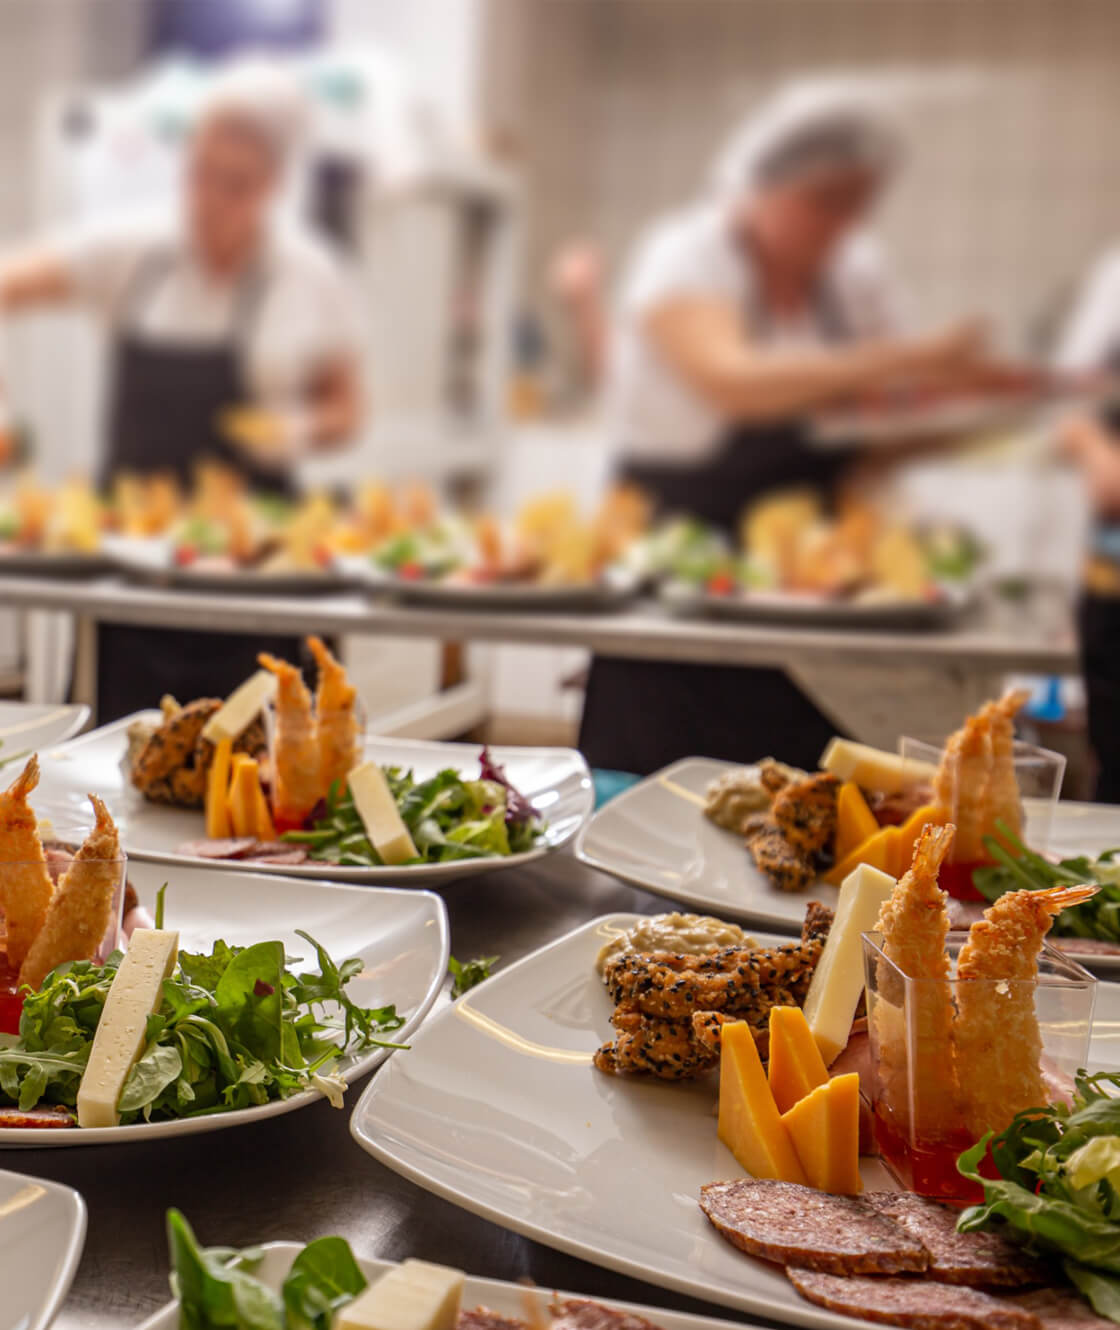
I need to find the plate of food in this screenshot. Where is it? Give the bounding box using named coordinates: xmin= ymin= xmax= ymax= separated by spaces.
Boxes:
xmin=103 ymin=463 xmax=343 ymax=593
xmin=655 ymin=491 xmax=980 ymax=627
xmin=577 ymin=692 xmax=1120 ymax=971
xmin=351 ymin=873 xmax=1120 ymax=1329
xmin=136 ymin=1212 xmax=769 ymax=1330
xmin=341 ymin=487 xmax=648 ymax=611
xmin=0 ymin=473 xmax=109 ymax=575
xmin=0 ymin=702 xmax=87 ymax=764
xmin=38 ymin=639 xmax=592 ymax=882
xmin=0 ymin=1168 xmax=85 ymax=1328
xmin=0 ymin=760 xmax=448 ymax=1145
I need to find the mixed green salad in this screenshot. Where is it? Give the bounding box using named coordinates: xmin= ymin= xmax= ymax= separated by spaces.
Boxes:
xmin=283 ymin=750 xmax=543 ymax=866
xmin=0 ymin=897 xmax=404 ymax=1124
xmin=958 ymin=1070 xmax=1120 ymax=1321
xmin=371 ymin=523 xmax=466 ymax=581
xmin=168 ymin=1210 xmax=368 ymax=1329
xmin=975 ymin=829 xmax=1120 ymax=943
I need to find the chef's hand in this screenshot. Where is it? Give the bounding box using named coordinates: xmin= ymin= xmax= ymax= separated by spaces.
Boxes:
xmin=912 ymin=318 xmax=991 ymax=379
xmin=219 ymin=406 xmax=312 ymax=467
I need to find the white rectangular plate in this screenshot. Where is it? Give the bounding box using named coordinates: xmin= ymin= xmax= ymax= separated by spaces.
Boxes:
xmin=0 ymin=702 xmax=87 ymax=762
xmin=577 ymin=757 xmax=1120 ymax=963
xmin=35 ymin=716 xmax=593 ymax=883
xmin=661 ymin=579 xmax=973 ymax=629
xmin=103 ymin=534 xmax=341 ymax=595
xmin=0 ymin=859 xmax=448 ymax=1147
xmin=351 ymin=912 xmax=1120 ymax=1328
xmin=0 ymin=1168 xmax=85 ymax=1329
xmin=136 ymin=1245 xmax=772 ymax=1330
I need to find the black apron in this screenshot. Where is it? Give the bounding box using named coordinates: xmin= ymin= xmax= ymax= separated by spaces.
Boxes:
xmin=579 ymin=282 xmax=856 ymax=774
xmin=96 ymin=250 xmax=303 ymax=722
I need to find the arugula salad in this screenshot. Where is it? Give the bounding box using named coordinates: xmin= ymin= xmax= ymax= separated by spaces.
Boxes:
xmin=0 ymin=906 xmax=404 ymax=1125
xmin=283 ymin=748 xmax=544 ymax=867
xmin=974 ymin=829 xmax=1120 ymax=943
xmin=958 ymin=1070 xmax=1120 ymax=1320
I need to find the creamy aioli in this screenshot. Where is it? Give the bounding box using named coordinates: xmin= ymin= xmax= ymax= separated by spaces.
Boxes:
xmin=596 ymin=912 xmax=754 ymax=975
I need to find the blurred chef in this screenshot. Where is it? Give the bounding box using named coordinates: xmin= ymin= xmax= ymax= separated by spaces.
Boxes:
xmin=581 ymin=85 xmax=993 ymax=774
xmin=1055 ymin=249 xmax=1120 ymax=799
xmin=0 ymin=62 xmax=364 ymax=717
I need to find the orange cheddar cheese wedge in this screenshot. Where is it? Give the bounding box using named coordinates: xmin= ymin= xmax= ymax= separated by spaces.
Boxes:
xmin=834 ymin=782 xmax=879 ymax=862
xmin=718 ymin=1020 xmax=807 ymax=1184
xmin=227 ymin=754 xmax=262 ymax=840
xmin=767 ymin=1006 xmax=829 ymax=1115
xmin=781 ymin=1072 xmax=862 ymax=1195
xmin=205 ymin=737 xmax=234 ymax=840
xmin=825 ymin=824 xmax=901 ymax=886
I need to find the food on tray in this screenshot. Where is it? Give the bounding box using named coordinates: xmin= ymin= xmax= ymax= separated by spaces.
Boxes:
xmin=719 ymin=1019 xmax=809 ymax=1185
xmin=958 ymin=1070 xmax=1120 ymax=1320
xmin=366 ymin=485 xmax=648 ymax=589
xmin=0 ymin=757 xmax=124 ymax=1012
xmin=802 ymin=863 xmax=895 ymax=1064
xmin=700 ymin=1179 xmax=1055 ymax=1328
xmin=744 ymin=766 xmax=840 ymax=892
xmin=167 ymin=1208 xmax=678 ymax=1330
xmin=595 ymin=912 xmax=754 ymax=974
xmin=0 ymin=472 xmax=104 ymax=556
xmin=593 ymin=902 xmax=830 ymax=1079
xmin=110 ymin=470 xmax=182 ymax=537
xmin=0 ymin=897 xmax=404 ymax=1128
xmin=124 ymin=641 xmax=544 ymax=867
xmin=869 ymin=822 xmax=1096 ymax=1191
xmin=704 ymin=761 xmax=806 ymax=831
xmin=660 ymin=489 xmax=979 ymax=605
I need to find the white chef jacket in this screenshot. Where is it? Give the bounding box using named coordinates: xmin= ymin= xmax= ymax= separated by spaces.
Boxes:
xmin=1056 ymin=246 xmax=1120 ymax=372
xmin=608 ymin=201 xmax=902 ymax=464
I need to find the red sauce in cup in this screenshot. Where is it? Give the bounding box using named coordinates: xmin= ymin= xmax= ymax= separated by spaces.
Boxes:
xmin=0 ymin=950 xmax=25 ymax=1036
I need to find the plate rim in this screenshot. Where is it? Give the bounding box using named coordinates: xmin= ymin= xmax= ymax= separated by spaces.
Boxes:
xmin=0 ymin=872 xmax=450 ymax=1147
xmin=42 ymin=714 xmax=595 ymax=881
xmin=4 ymin=1168 xmax=87 ymax=1330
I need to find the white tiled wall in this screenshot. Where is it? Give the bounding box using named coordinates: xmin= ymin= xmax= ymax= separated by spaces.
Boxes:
xmin=489 ymin=0 xmax=1120 ymax=353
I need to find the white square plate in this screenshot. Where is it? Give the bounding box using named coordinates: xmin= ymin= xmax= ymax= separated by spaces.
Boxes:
xmin=134 ymin=1245 xmax=771 ymax=1330
xmin=350 ymin=912 xmax=1120 ymax=1328
xmin=35 ymin=716 xmax=593 ymax=884
xmin=0 ymin=1168 xmax=85 ymax=1329
xmin=0 ymin=860 xmax=448 ymax=1147
xmin=0 ymin=703 xmax=88 ymax=763
xmin=577 ymin=757 xmax=1120 ymax=945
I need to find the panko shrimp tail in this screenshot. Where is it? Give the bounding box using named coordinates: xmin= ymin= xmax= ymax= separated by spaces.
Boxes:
xmin=308 ymin=636 xmax=360 ymax=799
xmin=873 ymin=822 xmax=959 ymax=1138
xmin=0 ymin=755 xmax=55 ymax=969
xmin=258 ymin=651 xmax=322 ymax=827
xmin=954 ymin=882 xmax=1098 ymax=1137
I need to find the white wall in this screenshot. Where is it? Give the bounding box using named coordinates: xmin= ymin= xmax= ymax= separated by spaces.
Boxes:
xmin=491 ymin=0 xmax=1120 ymax=354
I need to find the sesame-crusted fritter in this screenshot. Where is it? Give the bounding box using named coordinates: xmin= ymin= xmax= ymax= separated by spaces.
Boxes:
xmin=130 ymin=697 xmax=221 ymax=790
xmin=771 ymin=771 xmax=840 ymax=855
xmin=747 ymin=826 xmax=815 ymax=892
xmin=593 ymin=1002 xmax=720 ymax=1080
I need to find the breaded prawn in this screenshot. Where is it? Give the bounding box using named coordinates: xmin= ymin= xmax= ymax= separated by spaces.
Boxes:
xmin=19 ymin=794 xmax=121 ymax=990
xmin=308 ymin=636 xmax=360 ymax=798
xmin=931 ymin=712 xmax=992 ymax=863
xmin=980 ymin=689 xmax=1030 ymax=846
xmin=874 ymin=823 xmax=959 ymax=1137
xmin=258 ymin=652 xmax=321 ymax=825
xmin=955 ymin=882 xmax=1098 ymax=1136
xmin=0 ymin=756 xmax=54 ymax=969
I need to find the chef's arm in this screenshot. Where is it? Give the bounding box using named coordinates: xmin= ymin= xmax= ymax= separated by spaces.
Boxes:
xmin=222 ymin=355 xmax=365 ymax=461
xmin=302 ymin=356 xmax=364 ymax=450
xmin=1060 ymin=414 xmax=1120 ymax=517
xmin=0 ymin=247 xmax=75 ymax=311
xmin=644 ymin=297 xmax=988 ymax=423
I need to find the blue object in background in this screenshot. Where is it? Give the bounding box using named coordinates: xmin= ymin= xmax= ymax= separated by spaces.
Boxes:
xmin=592 ymin=768 xmax=640 ymax=808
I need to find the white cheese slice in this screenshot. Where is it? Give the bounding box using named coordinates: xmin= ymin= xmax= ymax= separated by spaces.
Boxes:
xmin=201 ymin=669 xmax=277 ymax=744
xmin=802 ymin=863 xmax=896 ymax=1065
xmin=819 ymin=737 xmax=936 ymax=795
xmin=334 ymin=1259 xmax=464 ymax=1330
xmin=76 ymin=929 xmax=179 ymax=1129
xmin=348 ymin=761 xmax=418 ymax=865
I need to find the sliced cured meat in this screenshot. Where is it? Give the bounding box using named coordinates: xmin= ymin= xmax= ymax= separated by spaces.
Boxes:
xmin=866 ymin=1193 xmax=1046 ymax=1287
xmin=551 ymin=1299 xmax=665 ymax=1330
xmin=246 ymin=844 xmax=309 ymax=865
xmin=0 ymin=1105 xmax=75 ymax=1128
xmin=787 ymin=1269 xmax=1042 ymax=1330
xmin=700 ymin=1180 xmax=928 ymax=1275
xmin=456 ymin=1310 xmax=527 ymax=1330
xmin=1011 ymin=1288 xmax=1116 ymax=1330
xmin=177 ymin=837 xmax=259 ymax=860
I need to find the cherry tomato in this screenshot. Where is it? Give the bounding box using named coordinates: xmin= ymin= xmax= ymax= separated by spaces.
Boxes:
xmin=397 ymin=562 xmax=424 ymax=581
xmin=174 ymin=544 xmax=198 ymax=567
xmin=706 ymin=572 xmax=735 ymax=596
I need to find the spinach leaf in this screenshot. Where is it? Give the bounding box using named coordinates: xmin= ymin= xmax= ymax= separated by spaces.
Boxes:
xmin=282 ymin=1236 xmax=367 ymax=1329
xmin=213 ymin=941 xmax=285 ymax=1063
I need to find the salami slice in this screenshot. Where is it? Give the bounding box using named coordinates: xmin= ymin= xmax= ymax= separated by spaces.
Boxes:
xmin=787 ymin=1269 xmax=1042 ymax=1330
xmin=866 ymin=1193 xmax=1046 ymax=1287
xmin=700 ymin=1180 xmax=928 ymax=1275
xmin=551 ymin=1299 xmax=665 ymax=1330
xmin=177 ymin=838 xmax=259 ymax=860
xmin=1011 ymin=1288 xmax=1117 ymax=1330
xmin=456 ymin=1310 xmax=527 ymax=1330
xmin=0 ymin=1105 xmax=76 ymax=1129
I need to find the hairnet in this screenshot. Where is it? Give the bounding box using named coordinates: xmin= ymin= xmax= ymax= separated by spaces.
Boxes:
xmin=711 ymin=82 xmax=904 ymax=197
xmin=197 ymin=59 xmax=310 ymax=170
